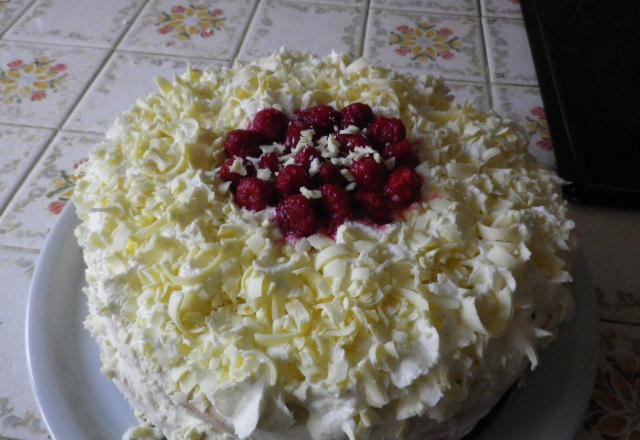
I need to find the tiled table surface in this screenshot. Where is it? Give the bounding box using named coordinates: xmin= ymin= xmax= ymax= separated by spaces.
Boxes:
xmin=0 ymin=0 xmax=638 ymax=439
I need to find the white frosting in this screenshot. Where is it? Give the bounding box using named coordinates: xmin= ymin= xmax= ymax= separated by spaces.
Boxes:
xmin=74 ymin=51 xmax=575 ymax=440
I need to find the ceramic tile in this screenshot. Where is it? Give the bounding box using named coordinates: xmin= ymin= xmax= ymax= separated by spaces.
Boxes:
xmin=480 ymin=0 xmax=522 ymax=19
xmin=4 ymin=0 xmax=146 ymax=48
xmin=121 ymin=0 xmax=255 ymax=60
xmin=371 ymin=0 xmax=478 ymax=16
xmin=0 ymin=41 xmax=109 ymax=128
xmin=0 ymin=131 xmax=101 ymax=249
xmin=446 ymin=80 xmax=490 ymax=111
xmin=483 ymin=17 xmax=536 ymax=85
xmin=66 ymin=52 xmax=228 ymax=134
xmin=0 ymin=124 xmax=53 ymax=211
xmin=491 ymin=85 xmax=555 ymax=168
xmin=365 ymin=9 xmax=486 ymax=82
xmin=0 ymin=0 xmax=32 ymax=35
xmin=0 ymin=247 xmax=48 ymax=439
xmin=579 ymin=322 xmax=640 ymax=439
xmin=238 ymin=0 xmax=365 ymax=60
xmin=297 ymin=0 xmax=365 ymax=5
xmin=569 ymin=204 xmax=640 ymax=325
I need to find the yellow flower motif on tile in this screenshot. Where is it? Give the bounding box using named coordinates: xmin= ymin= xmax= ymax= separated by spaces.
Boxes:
xmin=0 ymin=0 xmax=8 ymax=12
xmin=389 ymin=22 xmax=462 ymax=63
xmin=0 ymin=56 xmax=68 ymax=104
xmin=46 ymin=159 xmax=86 ymax=216
xmin=526 ymin=106 xmax=552 ymax=151
xmin=156 ymin=4 xmax=225 ymax=41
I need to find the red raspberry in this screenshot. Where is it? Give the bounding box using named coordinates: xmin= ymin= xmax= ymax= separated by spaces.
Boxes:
xmin=276 ymin=194 xmax=318 ymax=237
xmin=384 ymin=167 xmax=420 ymax=206
xmin=341 ymin=103 xmax=373 ymax=129
xmin=316 ymin=162 xmax=343 ymax=185
xmin=275 ymin=165 xmax=312 ymax=195
xmin=295 ymin=147 xmax=321 ymax=169
xmin=295 ymin=105 xmax=341 ymax=135
xmin=382 ymin=139 xmax=418 ymax=168
xmin=352 ymin=190 xmax=389 ymax=224
xmin=349 ymin=156 xmax=386 ymax=190
xmin=284 ymin=122 xmax=310 ymax=152
xmin=219 ymin=158 xmax=255 ymax=184
xmin=224 ymin=129 xmax=263 ymax=158
xmin=336 ymin=133 xmax=369 ymax=155
xmin=258 ymin=152 xmax=280 ymax=171
xmin=320 ymin=184 xmax=352 ymax=227
xmin=368 ymin=117 xmax=406 ymax=146
xmin=249 ymin=108 xmax=289 ymax=142
xmin=234 ymin=177 xmax=274 ymax=211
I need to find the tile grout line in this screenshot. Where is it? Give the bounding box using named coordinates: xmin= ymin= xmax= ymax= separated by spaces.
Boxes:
xmin=599 ymin=318 xmax=640 ymax=328
xmin=0 ymin=0 xmax=37 ymax=39
xmin=359 ymin=0 xmax=371 ymax=57
xmin=230 ymin=0 xmax=262 ymax=64
xmin=477 ymin=4 xmax=494 ymax=109
xmin=0 ymin=243 xmax=41 ymax=255
xmin=370 ymin=5 xmax=480 ymax=18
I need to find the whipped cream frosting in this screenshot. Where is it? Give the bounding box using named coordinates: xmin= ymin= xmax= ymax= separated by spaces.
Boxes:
xmin=74 ymin=50 xmax=575 ymax=440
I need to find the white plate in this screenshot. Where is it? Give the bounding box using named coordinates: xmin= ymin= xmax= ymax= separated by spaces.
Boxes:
xmin=27 ymin=203 xmax=599 ymax=440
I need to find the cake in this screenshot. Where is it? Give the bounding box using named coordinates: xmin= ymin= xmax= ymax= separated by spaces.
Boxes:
xmin=74 ymin=51 xmax=575 ymax=440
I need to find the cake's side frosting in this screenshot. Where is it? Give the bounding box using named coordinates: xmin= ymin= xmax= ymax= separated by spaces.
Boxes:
xmin=74 ymin=51 xmax=575 ymax=440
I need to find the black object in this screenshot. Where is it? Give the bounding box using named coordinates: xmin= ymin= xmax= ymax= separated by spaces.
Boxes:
xmin=520 ymin=0 xmax=640 ymax=204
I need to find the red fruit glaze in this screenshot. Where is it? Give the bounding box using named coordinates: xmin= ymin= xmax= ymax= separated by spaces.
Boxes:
xmin=249 ymin=108 xmax=289 ymax=142
xmin=224 ymin=129 xmax=263 ymax=158
xmin=320 ymin=183 xmax=352 ymax=227
xmin=382 ymin=139 xmax=419 ymax=167
xmin=384 ymin=167 xmax=420 ymax=206
xmin=336 ymin=133 xmax=369 ymax=155
xmin=284 ymin=123 xmax=308 ymax=152
xmin=259 ymin=152 xmax=280 ymax=171
xmin=352 ymin=190 xmax=389 ymax=224
xmin=219 ymin=158 xmax=255 ymax=183
xmin=295 ymin=147 xmax=321 ymax=169
xmin=276 ymin=194 xmax=318 ymax=237
xmin=295 ymin=104 xmax=340 ymax=135
xmin=341 ymin=103 xmax=373 ymax=129
xmin=276 ymin=165 xmax=312 ymax=195
xmin=234 ymin=177 xmax=274 ymax=211
xmin=316 ymin=162 xmax=343 ymax=185
xmin=349 ymin=156 xmax=387 ymax=190
xmin=368 ymin=117 xmax=406 ymax=146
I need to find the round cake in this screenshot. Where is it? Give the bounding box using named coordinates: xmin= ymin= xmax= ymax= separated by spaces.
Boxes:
xmin=74 ymin=51 xmax=575 ymax=440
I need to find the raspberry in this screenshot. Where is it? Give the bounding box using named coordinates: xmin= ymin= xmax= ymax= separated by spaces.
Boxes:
xmin=284 ymin=123 xmax=308 ymax=152
xmin=276 ymin=194 xmax=318 ymax=237
xmin=234 ymin=177 xmax=274 ymax=211
xmin=295 ymin=147 xmax=321 ymax=169
xmin=341 ymin=103 xmax=373 ymax=129
xmin=336 ymin=133 xmax=369 ymax=155
xmin=349 ymin=156 xmax=386 ymax=190
xmin=368 ymin=117 xmax=406 ymax=146
xmin=352 ymin=190 xmax=389 ymax=224
xmin=382 ymin=139 xmax=418 ymax=168
xmin=219 ymin=158 xmax=255 ymax=184
xmin=384 ymin=167 xmax=420 ymax=206
xmin=320 ymin=183 xmax=352 ymax=227
xmin=316 ymin=162 xmax=343 ymax=185
xmin=249 ymin=108 xmax=289 ymax=142
xmin=295 ymin=104 xmax=341 ymax=135
xmin=275 ymin=165 xmax=312 ymax=195
xmin=224 ymin=129 xmax=263 ymax=158
xmin=258 ymin=152 xmax=280 ymax=171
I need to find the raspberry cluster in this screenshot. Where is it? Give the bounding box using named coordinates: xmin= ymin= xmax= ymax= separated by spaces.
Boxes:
xmin=219 ymin=103 xmax=422 ymax=238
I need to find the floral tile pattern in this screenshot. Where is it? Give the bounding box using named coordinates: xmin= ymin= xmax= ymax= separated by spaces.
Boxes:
xmin=0 ymin=131 xmax=101 ymax=249
xmin=66 ymin=52 xmax=228 ymax=133
xmin=0 ymin=246 xmax=48 ymax=440
xmin=579 ymin=322 xmax=640 ymax=440
xmin=4 ymin=0 xmax=146 ymax=48
xmin=483 ymin=17 xmax=537 ymax=85
xmin=491 ymin=84 xmax=555 ymax=168
xmin=0 ymin=42 xmax=108 ymax=128
xmin=480 ymin=0 xmax=522 ymax=19
xmin=365 ymin=9 xmax=485 ymax=82
xmin=121 ymin=0 xmax=256 ymax=60
xmin=446 ymin=80 xmax=490 ymax=111
xmin=0 ymin=124 xmax=53 ymax=211
xmin=238 ymin=0 xmax=366 ymax=61
xmin=371 ymin=0 xmax=478 ymax=16
xmin=0 ymin=0 xmax=32 ymax=35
